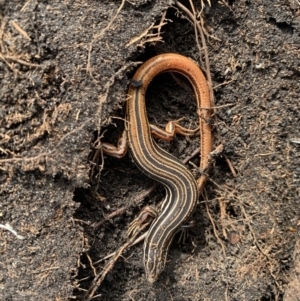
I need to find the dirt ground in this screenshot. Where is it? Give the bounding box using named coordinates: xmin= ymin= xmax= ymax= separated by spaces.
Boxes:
xmin=1 ymin=0 xmax=300 ymax=300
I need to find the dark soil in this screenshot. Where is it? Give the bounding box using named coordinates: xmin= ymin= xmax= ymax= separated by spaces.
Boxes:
xmin=1 ymin=0 xmax=299 ymax=300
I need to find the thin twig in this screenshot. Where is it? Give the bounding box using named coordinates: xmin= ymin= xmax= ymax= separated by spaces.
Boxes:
xmin=204 ymin=191 xmax=226 ymax=257
xmin=11 ymin=20 xmax=31 ymax=40
xmin=92 ymin=184 xmax=156 ymax=228
xmin=0 ymin=223 xmax=25 ymax=239
xmin=182 ymin=147 xmax=200 ymax=165
xmin=83 ymin=222 xmax=150 ymax=301
xmin=93 ymin=232 xmax=148 ymax=265
xmin=190 ymin=144 xmax=223 ymax=192
xmin=4 ymin=55 xmax=42 ymax=68
xmin=224 ymin=154 xmax=237 ymax=177
xmin=174 ymin=0 xmax=215 ymax=107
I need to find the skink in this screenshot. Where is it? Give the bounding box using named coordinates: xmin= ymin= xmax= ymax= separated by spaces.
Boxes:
xmin=103 ymin=53 xmax=212 ymax=282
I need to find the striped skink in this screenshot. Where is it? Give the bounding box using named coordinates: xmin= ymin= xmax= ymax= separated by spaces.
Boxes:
xmin=102 ymin=53 xmax=212 ymax=282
